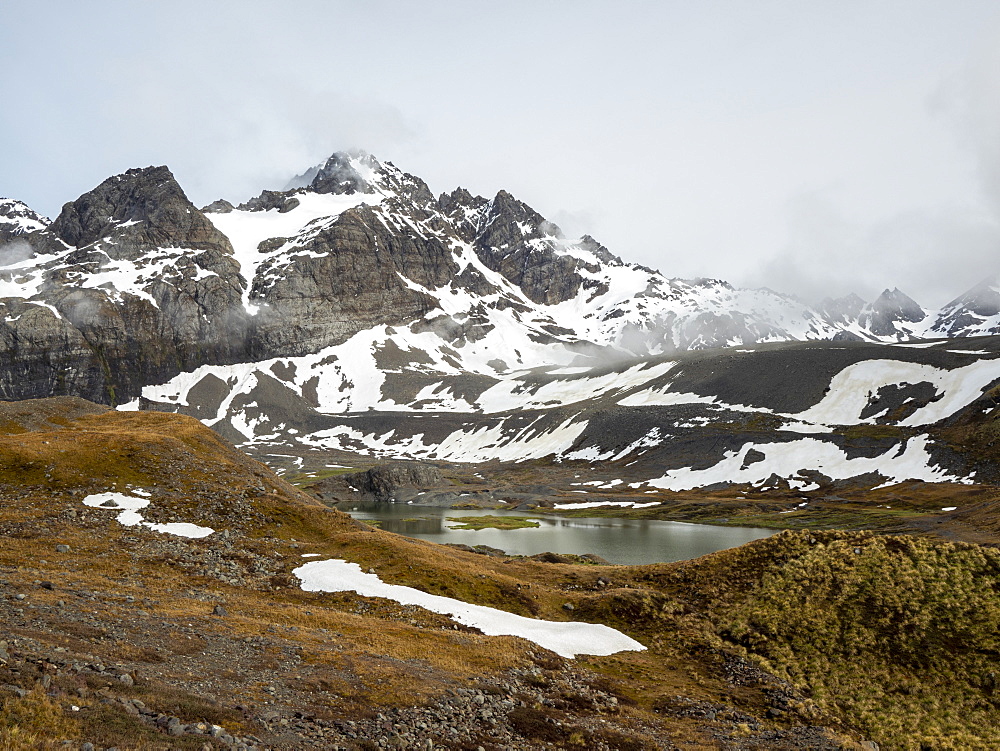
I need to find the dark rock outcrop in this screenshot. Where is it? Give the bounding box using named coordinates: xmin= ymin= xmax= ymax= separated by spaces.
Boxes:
xmin=334 ymin=462 xmax=445 ymax=501
xmin=0 ymin=167 xmax=251 ymax=404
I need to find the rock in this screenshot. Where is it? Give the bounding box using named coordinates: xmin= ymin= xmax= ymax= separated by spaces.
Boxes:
xmin=2 ymin=165 xmax=251 ymax=403
xmin=212 ymin=604 xmax=228 ymax=617
xmin=117 ymin=673 xmax=134 ymax=687
xmin=55 ymin=544 xmax=70 ymax=553
xmin=562 ymin=603 xmax=575 ymax=611
xmin=335 ymin=462 xmax=444 ymax=502
xmin=80 ymin=744 xmax=95 ymax=751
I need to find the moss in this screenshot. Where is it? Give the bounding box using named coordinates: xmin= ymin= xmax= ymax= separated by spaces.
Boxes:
xmin=446 ymin=515 xmax=542 ymax=530
xmin=835 ymin=424 xmax=907 ymax=441
xmin=714 ymin=532 xmax=1000 ymax=748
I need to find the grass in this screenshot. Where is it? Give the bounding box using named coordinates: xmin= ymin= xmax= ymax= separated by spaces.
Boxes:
xmin=285 ymin=466 xmax=358 ymax=488
xmin=446 ymin=515 xmax=542 ymax=530
xmin=0 ymin=687 xmax=78 ymax=749
xmin=5 ymin=400 xmax=1000 ymax=749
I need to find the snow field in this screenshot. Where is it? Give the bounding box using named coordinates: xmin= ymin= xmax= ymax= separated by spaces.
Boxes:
xmin=647 ymin=434 xmax=968 ymax=492
xmin=294 ymin=559 xmax=645 ymax=658
xmin=793 ymin=359 xmax=1000 ymax=427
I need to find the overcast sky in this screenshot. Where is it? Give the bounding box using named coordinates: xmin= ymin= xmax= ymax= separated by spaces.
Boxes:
xmin=3 ymin=0 xmax=1000 ymax=308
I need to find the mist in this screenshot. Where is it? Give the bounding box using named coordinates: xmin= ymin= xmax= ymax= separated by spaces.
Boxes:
xmin=0 ymin=240 xmax=36 ymax=269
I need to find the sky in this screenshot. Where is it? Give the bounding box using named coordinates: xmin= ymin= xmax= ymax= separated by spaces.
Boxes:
xmin=3 ymin=0 xmax=1000 ymax=308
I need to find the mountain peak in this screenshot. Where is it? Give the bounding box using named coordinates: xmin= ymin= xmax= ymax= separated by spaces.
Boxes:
xmin=0 ymin=197 xmax=50 ymax=244
xmin=871 ymin=288 xmax=924 ymax=319
xmin=307 ymin=151 xmax=384 ymax=195
xmin=47 ymin=165 xmax=183 ymax=248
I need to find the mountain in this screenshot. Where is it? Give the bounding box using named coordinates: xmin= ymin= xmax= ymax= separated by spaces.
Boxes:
xmin=929 ymin=274 xmax=1000 ymax=338
xmin=0 ymin=151 xmax=917 ymax=405
xmin=0 ymin=197 xmax=48 ymax=243
xmin=5 ymin=150 xmax=1000 ymax=495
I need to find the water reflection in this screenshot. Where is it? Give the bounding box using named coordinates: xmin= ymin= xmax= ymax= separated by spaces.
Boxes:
xmin=345 ymin=503 xmax=775 ymax=565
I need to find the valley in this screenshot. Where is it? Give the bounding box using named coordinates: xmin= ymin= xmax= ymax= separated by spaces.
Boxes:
xmin=4 ymin=151 xmax=1000 ymax=748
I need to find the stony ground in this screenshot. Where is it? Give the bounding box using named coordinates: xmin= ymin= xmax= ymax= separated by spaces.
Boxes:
xmin=0 ymin=400 xmax=896 ymax=749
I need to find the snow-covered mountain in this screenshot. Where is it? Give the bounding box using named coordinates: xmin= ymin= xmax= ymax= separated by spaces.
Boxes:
xmin=2 ymin=149 xmax=985 ymax=401
xmin=4 ymin=150 xmax=1000 ymax=491
xmin=0 ymin=151 xmax=858 ymax=405
xmin=0 ymin=198 xmax=48 ymax=243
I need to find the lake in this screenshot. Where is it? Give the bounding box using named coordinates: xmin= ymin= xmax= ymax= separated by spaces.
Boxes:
xmin=344 ymin=503 xmax=776 ymax=565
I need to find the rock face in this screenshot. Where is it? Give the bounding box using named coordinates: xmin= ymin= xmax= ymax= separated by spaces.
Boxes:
xmin=0 ymin=167 xmax=251 ymax=403
xmin=248 ymin=204 xmax=456 ymax=357
xmin=333 ymin=462 xmax=446 ymax=501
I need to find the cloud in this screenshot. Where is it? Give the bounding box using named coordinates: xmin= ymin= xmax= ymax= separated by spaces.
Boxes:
xmin=745 ymin=188 xmax=1000 ymax=308
xmin=0 ymin=240 xmax=36 ymax=269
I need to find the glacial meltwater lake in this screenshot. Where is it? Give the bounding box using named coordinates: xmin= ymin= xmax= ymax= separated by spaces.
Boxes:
xmin=344 ymin=503 xmax=776 ymax=565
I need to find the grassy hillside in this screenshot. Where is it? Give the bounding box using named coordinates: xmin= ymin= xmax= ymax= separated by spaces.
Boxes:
xmin=2 ymin=398 xmax=999 ymax=749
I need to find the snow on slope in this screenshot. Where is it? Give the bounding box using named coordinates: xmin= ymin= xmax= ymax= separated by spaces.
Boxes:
xmin=299 ymin=415 xmax=588 ymax=463
xmin=83 ymin=491 xmax=215 ymax=538
xmin=207 ymin=191 xmax=387 ymax=314
xmin=647 ymin=434 xmax=969 ymax=491
xmin=793 ymin=359 xmax=1000 ymax=427
xmin=294 ymin=559 xmax=645 ymax=658
xmin=0 ymin=198 xmax=49 ymax=236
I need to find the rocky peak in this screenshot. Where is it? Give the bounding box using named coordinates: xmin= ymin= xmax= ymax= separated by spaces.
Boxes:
xmin=858 ymin=288 xmax=925 ymax=338
xmin=308 ymin=151 xmax=381 ymax=195
xmin=46 ymin=166 xmax=232 ymax=259
xmin=0 ymin=198 xmax=49 ymax=243
xmin=277 ymin=151 xmax=435 ymax=210
xmin=477 ymin=190 xmax=560 ymax=249
xmin=576 ymin=235 xmax=622 ymax=266
xmin=818 ymin=293 xmax=867 ymax=324
xmin=929 ymin=274 xmax=1000 ymax=337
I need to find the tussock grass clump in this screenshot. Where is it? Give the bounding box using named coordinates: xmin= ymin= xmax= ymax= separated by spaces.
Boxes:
xmin=716 ymin=531 xmax=1000 ymax=749
xmin=0 ymin=687 xmax=78 ymax=749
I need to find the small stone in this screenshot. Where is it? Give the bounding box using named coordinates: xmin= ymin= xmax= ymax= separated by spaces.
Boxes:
xmin=118 ymin=673 xmax=134 ymax=687
xmin=14 ymin=594 xmax=25 ymax=601
xmin=55 ymin=545 xmax=70 ymax=554
xmin=40 ymin=581 xmax=54 ymax=590
xmin=562 ymin=602 xmax=575 ymax=611
xmin=212 ymin=605 xmax=228 ymax=617
xmin=81 ymin=744 xmax=95 ymax=751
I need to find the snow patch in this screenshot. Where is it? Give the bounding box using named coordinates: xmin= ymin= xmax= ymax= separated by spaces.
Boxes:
xmin=82 ymin=492 xmax=215 ymax=538
xmin=294 ymin=559 xmax=645 ymax=658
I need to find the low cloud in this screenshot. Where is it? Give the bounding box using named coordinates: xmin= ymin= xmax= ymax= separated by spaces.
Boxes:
xmin=0 ymin=240 xmax=36 ymax=269
xmin=746 ymin=188 xmax=1000 ymax=309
